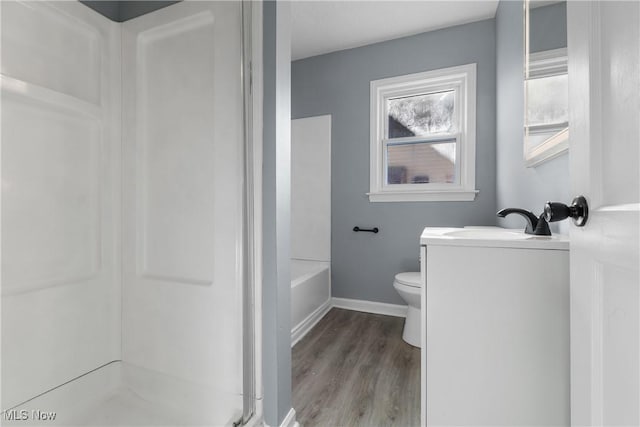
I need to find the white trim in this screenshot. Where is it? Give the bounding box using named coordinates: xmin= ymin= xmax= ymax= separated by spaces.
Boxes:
xmin=249 ymin=0 xmax=264 ymax=418
xmin=369 ymin=63 xmax=477 ymax=203
xmin=291 ymin=299 xmax=332 ymax=347
xmin=332 ymin=297 xmax=407 ymax=318
xmin=282 ymin=408 xmax=299 ymax=427
xmin=527 ymin=47 xmax=568 ymax=78
xmin=270 ymin=408 xmax=298 ymax=427
xmin=525 ymin=127 xmax=569 ymax=168
xmin=367 ymin=189 xmax=477 ymax=202
xmin=420 ymin=245 xmax=427 ymax=426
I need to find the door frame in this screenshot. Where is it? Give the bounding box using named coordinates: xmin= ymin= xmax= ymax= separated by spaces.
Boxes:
xmin=244 ymin=0 xmax=264 ymax=425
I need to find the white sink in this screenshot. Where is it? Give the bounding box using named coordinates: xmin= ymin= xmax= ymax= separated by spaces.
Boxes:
xmin=420 ymin=226 xmax=569 ymax=250
xmin=444 ymin=228 xmax=531 ymax=240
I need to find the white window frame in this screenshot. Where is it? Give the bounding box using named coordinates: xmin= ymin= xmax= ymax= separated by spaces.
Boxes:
xmin=368 ymin=63 xmax=478 ymax=202
xmin=524 ymin=48 xmax=569 ymax=167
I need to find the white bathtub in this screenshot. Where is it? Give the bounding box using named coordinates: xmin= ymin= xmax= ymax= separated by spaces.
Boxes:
xmin=290 ymin=259 xmax=331 ymax=346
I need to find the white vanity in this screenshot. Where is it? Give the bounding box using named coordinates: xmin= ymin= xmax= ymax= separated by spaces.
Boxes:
xmin=420 ymin=227 xmax=569 ymax=426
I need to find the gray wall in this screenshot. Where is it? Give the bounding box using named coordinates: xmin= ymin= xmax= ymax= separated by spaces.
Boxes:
xmin=79 ymin=1 xmax=120 ymax=21
xmin=79 ymin=1 xmax=179 ymax=22
xmin=119 ymin=1 xmax=180 ymax=21
xmin=495 ymin=0 xmax=570 ymax=233
xmin=262 ymin=2 xmax=292 ymax=426
xmin=292 ymin=20 xmax=497 ymax=305
xmin=530 ymin=2 xmax=567 ymax=53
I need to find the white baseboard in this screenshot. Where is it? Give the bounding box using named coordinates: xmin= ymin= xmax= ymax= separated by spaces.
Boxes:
xmin=291 ymin=298 xmax=332 ymax=347
xmin=263 ymin=407 xmax=297 ymax=427
xmin=332 ymin=297 xmax=407 ymax=318
xmin=280 ymin=408 xmax=298 ymax=427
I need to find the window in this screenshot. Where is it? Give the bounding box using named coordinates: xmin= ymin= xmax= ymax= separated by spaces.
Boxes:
xmin=368 ymin=64 xmax=477 ymax=202
xmin=524 ymin=48 xmax=568 ymax=166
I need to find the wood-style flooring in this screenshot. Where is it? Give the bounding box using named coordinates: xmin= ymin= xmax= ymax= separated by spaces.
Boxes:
xmin=292 ymin=308 xmax=420 ymax=427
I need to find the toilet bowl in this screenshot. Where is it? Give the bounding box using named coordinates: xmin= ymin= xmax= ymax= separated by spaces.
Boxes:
xmin=393 ymin=272 xmax=422 ymax=348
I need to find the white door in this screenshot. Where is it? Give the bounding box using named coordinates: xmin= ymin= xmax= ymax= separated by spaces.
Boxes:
xmin=121 ymin=2 xmax=245 ymax=425
xmin=567 ymin=2 xmax=639 ymax=425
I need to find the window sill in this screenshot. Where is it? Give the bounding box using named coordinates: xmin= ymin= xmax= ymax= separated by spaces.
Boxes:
xmin=367 ymin=190 xmax=478 ymax=202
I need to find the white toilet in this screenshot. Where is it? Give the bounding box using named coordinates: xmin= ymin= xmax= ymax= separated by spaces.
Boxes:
xmin=393 ymin=272 xmax=422 ymax=348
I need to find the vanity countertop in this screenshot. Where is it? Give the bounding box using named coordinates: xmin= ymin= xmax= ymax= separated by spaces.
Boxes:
xmin=420 ymin=226 xmax=569 ymax=250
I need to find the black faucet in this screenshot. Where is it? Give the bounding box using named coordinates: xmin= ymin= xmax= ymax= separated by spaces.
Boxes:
xmin=496 ymin=208 xmax=552 ymax=236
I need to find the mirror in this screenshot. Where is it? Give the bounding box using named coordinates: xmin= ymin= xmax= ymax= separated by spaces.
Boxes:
xmin=524 ymin=0 xmax=568 ymax=167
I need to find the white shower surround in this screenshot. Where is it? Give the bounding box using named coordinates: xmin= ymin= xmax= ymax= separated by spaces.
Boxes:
xmin=1 ymin=0 xmax=122 ymax=411
xmin=290 ymin=115 xmax=332 ymax=345
xmin=1 ymin=1 xmax=262 ymax=425
xmin=290 ymin=259 xmax=331 ymax=347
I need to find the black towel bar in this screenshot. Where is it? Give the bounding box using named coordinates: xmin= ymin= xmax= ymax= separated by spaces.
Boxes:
xmin=353 ymin=226 xmax=379 ymax=233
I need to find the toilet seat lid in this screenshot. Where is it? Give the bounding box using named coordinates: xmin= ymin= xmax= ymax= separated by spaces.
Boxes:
xmin=394 ymin=272 xmax=422 ymax=288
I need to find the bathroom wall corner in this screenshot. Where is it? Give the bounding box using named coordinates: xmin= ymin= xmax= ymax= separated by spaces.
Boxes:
xmin=262 ymin=1 xmax=293 ymax=426
xmin=495 ymin=0 xmax=571 ymax=234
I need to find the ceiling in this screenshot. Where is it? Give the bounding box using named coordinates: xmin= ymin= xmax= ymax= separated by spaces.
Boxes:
xmin=291 ymin=1 xmax=499 ymax=61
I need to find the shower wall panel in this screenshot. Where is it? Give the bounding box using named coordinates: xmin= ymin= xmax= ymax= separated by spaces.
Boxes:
xmin=121 ymin=2 xmax=244 ymax=422
xmin=291 ymin=115 xmax=331 ymax=262
xmin=1 ymin=1 xmax=121 ymax=409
